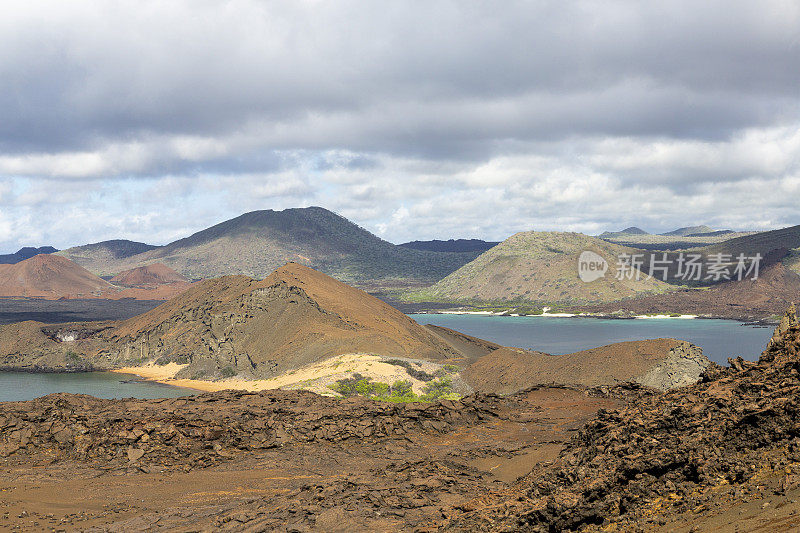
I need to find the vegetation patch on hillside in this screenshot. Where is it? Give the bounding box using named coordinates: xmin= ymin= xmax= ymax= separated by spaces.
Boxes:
xmin=327 ymin=372 xmax=460 ymax=403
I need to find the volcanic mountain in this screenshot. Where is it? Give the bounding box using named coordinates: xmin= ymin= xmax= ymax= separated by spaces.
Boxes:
xmin=4 ymin=263 xmax=477 ymax=378
xmin=412 ymin=231 xmax=672 ymax=304
xmin=598 ymin=226 xmax=649 ymax=238
xmin=56 ymin=207 xmax=479 ymax=286
xmin=0 ymin=255 xmax=115 ymax=299
xmin=661 ymin=224 xmax=715 ymax=236
xmin=110 ymin=263 xmax=189 ymax=287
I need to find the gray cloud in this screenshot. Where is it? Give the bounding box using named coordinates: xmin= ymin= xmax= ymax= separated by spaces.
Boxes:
xmin=0 ymin=1 xmax=798 ymax=251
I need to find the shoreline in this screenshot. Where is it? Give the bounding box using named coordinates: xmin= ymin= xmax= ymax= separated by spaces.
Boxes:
xmin=410 ymin=310 xmax=776 ymax=324
xmin=112 ymin=364 xmax=244 ymax=393
xmin=415 ymin=310 xmax=699 ymax=320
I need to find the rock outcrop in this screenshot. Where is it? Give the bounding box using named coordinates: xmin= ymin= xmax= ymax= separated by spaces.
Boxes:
xmin=463 ymin=338 xmax=711 ymax=394
xmin=632 ymin=340 xmax=710 ymax=390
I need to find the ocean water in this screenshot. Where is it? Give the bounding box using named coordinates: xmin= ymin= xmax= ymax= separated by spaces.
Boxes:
xmin=0 ymin=371 xmax=196 ymax=402
xmin=412 ymin=313 xmax=773 ymax=365
xmin=0 ymin=315 xmax=774 ymax=401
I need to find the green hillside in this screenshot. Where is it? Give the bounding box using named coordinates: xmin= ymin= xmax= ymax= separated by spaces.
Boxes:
xmin=407 ymin=231 xmax=673 ymax=304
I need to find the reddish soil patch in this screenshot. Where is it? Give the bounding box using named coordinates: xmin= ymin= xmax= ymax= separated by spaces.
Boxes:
xmin=110 ymin=263 xmax=189 ymax=287
xmin=0 ymin=254 xmax=115 ymax=299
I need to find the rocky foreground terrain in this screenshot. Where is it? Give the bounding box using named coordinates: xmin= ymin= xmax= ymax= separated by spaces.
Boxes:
xmin=0 ymin=386 xmax=620 ymax=530
xmin=446 ymin=305 xmax=800 ymax=531
xmin=2 ymin=309 xmax=800 ymax=530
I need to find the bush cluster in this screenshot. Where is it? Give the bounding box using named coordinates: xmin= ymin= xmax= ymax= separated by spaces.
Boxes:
xmin=328 ymin=373 xmax=458 ymax=403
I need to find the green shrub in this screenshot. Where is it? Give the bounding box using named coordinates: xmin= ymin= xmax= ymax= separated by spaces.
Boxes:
xmin=421 ymin=376 xmax=454 ymax=401
xmin=220 ymin=366 xmax=237 ymax=379
xmin=329 ymin=373 xmax=460 ymax=403
xmin=391 ymin=380 xmax=413 ymax=396
xmin=329 ymin=373 xmax=386 ymax=398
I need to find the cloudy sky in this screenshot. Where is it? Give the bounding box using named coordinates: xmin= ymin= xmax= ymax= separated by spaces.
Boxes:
xmin=1 ymin=0 xmax=798 ymax=251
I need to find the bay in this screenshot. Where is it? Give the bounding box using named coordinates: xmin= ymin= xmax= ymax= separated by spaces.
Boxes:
xmin=0 ymin=371 xmax=196 ymax=402
xmin=412 ymin=314 xmax=773 ymax=365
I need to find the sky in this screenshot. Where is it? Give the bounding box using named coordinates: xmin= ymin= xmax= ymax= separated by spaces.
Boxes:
xmin=1 ymin=0 xmax=799 ymax=252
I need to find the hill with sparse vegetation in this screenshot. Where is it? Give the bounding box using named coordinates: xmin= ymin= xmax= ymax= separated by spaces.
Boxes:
xmin=661 ymin=225 xmax=715 ymax=236
xmin=57 ymin=240 xmax=159 ymax=269
xmin=406 ymin=231 xmax=673 ymax=304
xmin=54 ymin=208 xmax=481 ymax=287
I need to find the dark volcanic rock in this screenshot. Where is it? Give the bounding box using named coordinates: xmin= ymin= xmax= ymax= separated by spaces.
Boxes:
xmin=448 ymin=304 xmax=800 ymax=531
xmin=0 ymin=390 xmax=504 ymax=471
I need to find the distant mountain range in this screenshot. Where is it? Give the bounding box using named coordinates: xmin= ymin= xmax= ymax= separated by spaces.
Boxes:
xmin=398 ymin=239 xmax=500 ymax=253
xmin=660 ymin=225 xmax=715 ymax=237
xmin=56 ymin=207 xmax=481 ymax=286
xmin=598 ymin=227 xmax=648 ymax=238
xmin=401 ymin=223 xmax=800 ymax=313
xmin=600 ymin=225 xmax=720 ymax=239
xmin=0 ymin=246 xmax=58 ymax=264
xmin=685 ymin=230 xmax=736 ymax=237
xmin=0 ymin=206 xmax=787 ymax=317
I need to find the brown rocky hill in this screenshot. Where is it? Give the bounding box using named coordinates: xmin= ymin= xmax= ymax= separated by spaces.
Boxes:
xmin=0 ymin=263 xmax=709 ymax=392
xmin=0 ymin=263 xmax=474 ymax=378
xmin=0 ymin=255 xmax=115 ymax=299
xmin=110 ymin=263 xmax=189 ymax=287
xmin=463 ymin=339 xmax=710 ymax=394
xmin=449 ymin=305 xmax=800 ymax=531
xmin=104 ymin=263 xmax=468 ymax=379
